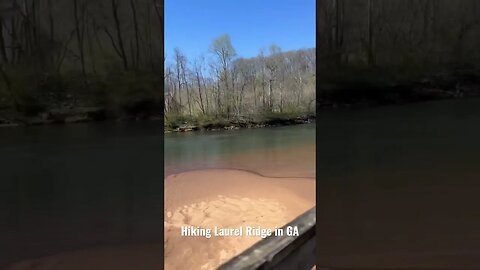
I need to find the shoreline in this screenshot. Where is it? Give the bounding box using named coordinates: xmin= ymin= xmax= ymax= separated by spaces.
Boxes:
xmin=164 ymin=113 xmax=315 ymax=133
xmin=165 ymin=143 xmax=316 ymax=179
xmin=2 ymin=94 xmax=479 ymax=130
xmin=165 ymin=167 xmax=315 ymax=179
xmin=2 ymin=95 xmax=480 ymax=130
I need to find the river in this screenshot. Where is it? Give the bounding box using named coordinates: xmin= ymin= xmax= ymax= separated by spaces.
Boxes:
xmin=2 ymin=98 xmax=480 ymax=268
xmin=165 ymin=124 xmax=315 ymax=177
xmin=0 ymin=122 xmax=314 ymax=269
xmin=317 ymin=98 xmax=480 ymax=268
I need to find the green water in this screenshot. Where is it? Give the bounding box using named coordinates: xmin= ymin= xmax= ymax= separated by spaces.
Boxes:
xmin=164 ymin=124 xmax=315 ymax=175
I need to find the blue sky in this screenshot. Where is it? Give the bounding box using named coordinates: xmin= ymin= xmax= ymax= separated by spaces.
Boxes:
xmin=165 ymin=0 xmax=315 ymax=63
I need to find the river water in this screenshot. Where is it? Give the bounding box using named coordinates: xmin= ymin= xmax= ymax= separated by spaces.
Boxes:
xmin=317 ymin=98 xmax=480 ymax=268
xmin=165 ymin=124 xmax=316 ymax=177
xmin=0 ymin=122 xmax=314 ymax=269
xmin=2 ymin=98 xmax=480 ymax=268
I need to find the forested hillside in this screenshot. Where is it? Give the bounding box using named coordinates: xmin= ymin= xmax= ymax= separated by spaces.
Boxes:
xmin=0 ymin=0 xmax=163 ymax=125
xmin=164 ymin=35 xmax=315 ymax=130
xmin=319 ymin=0 xmax=480 ymax=68
xmin=3 ymin=1 xmax=479 ymax=127
xmin=317 ymin=0 xmax=480 ymax=108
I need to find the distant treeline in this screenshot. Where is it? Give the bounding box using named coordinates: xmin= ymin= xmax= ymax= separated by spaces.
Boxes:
xmin=318 ymin=0 xmax=480 ymax=69
xmin=2 ymin=0 xmax=480 ymax=126
xmin=0 ymin=0 xmax=163 ymax=122
xmin=164 ymin=35 xmax=315 ymax=122
xmin=315 ymin=0 xmax=480 ymax=108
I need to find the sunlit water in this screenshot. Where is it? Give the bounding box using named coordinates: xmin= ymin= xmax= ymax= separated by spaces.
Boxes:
xmin=165 ymin=124 xmax=316 ymax=177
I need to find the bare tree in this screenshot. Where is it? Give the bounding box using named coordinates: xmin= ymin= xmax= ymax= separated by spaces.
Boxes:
xmin=210 ymin=34 xmax=236 ymax=117
xmin=110 ymin=0 xmax=128 ymax=70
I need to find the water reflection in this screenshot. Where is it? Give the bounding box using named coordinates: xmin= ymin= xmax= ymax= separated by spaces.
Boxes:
xmin=0 ymin=122 xmax=163 ymax=269
xmin=317 ymin=98 xmax=480 ymax=268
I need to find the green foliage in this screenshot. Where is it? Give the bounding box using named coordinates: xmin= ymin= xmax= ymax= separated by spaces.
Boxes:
xmin=164 ymin=113 xmax=190 ymax=129
xmin=197 ymin=115 xmax=229 ymax=130
xmin=164 ymin=113 xmax=229 ymax=130
xmin=210 ymin=34 xmax=237 ymax=58
xmin=164 ymin=110 xmax=313 ymax=131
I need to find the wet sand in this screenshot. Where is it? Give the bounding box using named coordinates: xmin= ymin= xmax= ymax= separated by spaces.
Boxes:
xmin=164 ymin=169 xmax=316 ymax=270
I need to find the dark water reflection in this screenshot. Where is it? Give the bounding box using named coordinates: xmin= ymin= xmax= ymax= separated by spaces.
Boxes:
xmin=0 ymin=122 xmax=163 ymax=269
xmin=317 ymin=98 xmax=480 ymax=268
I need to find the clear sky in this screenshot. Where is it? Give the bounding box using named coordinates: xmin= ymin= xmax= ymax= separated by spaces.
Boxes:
xmin=165 ymin=0 xmax=315 ymax=63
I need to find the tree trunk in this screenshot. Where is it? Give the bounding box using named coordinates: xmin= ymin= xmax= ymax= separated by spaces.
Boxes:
xmin=253 ymin=80 xmax=257 ymax=107
xmin=268 ymin=79 xmax=273 ymax=111
xmin=367 ymin=0 xmax=376 ymax=66
xmin=196 ymin=71 xmax=205 ymax=114
xmin=0 ymin=20 xmax=8 ymax=63
xmin=73 ymin=0 xmax=86 ymax=76
xmin=111 ymin=0 xmax=128 ymax=70
xmin=130 ymin=0 xmax=140 ymax=69
xmin=203 ymin=77 xmax=209 ymax=114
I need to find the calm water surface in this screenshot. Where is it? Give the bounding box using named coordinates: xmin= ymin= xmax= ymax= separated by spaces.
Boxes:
xmin=165 ymin=124 xmax=316 ymax=177
xmin=0 ymin=122 xmax=314 ymax=268
xmin=2 ymin=97 xmax=480 ymax=268
xmin=0 ymin=122 xmax=164 ymax=268
xmin=317 ymin=98 xmax=480 ymax=268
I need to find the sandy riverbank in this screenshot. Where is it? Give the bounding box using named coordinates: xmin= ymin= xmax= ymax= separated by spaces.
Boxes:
xmin=164 ymin=169 xmax=316 ymax=270
xmin=5 ymin=169 xmax=314 ymax=270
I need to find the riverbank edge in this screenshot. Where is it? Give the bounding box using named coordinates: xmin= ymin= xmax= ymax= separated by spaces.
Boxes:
xmin=0 ymin=108 xmax=316 ymax=132
xmin=164 ymin=113 xmax=316 ymax=133
xmin=2 ymin=72 xmax=480 ymax=129
xmin=0 ymin=94 xmax=477 ymax=131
